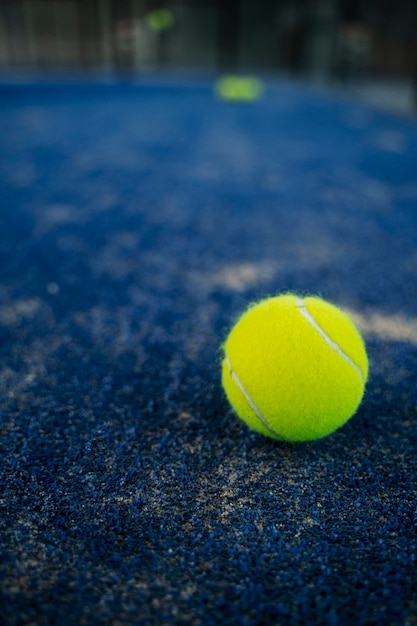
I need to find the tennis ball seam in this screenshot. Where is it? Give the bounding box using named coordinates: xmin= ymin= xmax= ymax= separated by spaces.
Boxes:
xmin=296 ymin=298 xmax=365 ymax=384
xmin=225 ymin=297 xmax=365 ymax=438
xmin=224 ymin=355 xmax=284 ymax=439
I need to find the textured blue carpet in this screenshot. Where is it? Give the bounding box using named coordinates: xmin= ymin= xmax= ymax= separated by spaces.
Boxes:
xmin=0 ymin=78 xmax=417 ymax=625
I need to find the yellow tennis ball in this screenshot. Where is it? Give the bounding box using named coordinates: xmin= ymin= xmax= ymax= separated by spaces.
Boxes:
xmin=221 ymin=294 xmax=369 ymax=442
xmin=215 ymin=76 xmax=264 ymax=102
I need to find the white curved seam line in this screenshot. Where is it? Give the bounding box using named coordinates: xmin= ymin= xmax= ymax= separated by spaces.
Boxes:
xmin=225 ymin=356 xmax=282 ymax=438
xmin=295 ymin=298 xmax=364 ymax=383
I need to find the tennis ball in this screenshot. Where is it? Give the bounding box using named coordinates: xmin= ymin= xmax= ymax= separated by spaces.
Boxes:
xmin=215 ymin=76 xmax=264 ymax=102
xmin=222 ymin=294 xmax=368 ymax=442
xmin=145 ymin=9 xmax=174 ymax=32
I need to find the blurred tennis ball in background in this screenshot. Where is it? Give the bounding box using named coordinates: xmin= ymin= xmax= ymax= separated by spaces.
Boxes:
xmin=215 ymin=75 xmax=264 ymax=102
xmin=145 ymin=9 xmax=174 ymax=33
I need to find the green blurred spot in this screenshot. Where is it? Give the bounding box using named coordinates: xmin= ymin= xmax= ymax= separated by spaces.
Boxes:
xmin=215 ymin=76 xmax=264 ymax=102
xmin=145 ymin=9 xmax=174 ymax=33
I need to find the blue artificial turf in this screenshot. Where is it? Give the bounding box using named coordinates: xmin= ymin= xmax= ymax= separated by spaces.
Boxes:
xmin=0 ymin=77 xmax=416 ymax=625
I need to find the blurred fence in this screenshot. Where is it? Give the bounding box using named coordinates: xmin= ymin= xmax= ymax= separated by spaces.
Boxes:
xmin=0 ymin=0 xmax=416 ymax=85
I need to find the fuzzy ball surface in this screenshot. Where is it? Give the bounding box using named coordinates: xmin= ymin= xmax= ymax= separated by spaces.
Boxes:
xmin=222 ymin=294 xmax=369 ymax=442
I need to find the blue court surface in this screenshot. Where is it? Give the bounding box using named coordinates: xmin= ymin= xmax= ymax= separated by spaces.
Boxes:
xmin=0 ymin=77 xmax=416 ymax=625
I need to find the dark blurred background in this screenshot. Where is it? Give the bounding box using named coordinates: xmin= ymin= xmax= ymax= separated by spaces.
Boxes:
xmin=1 ymin=0 xmax=417 ymax=113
